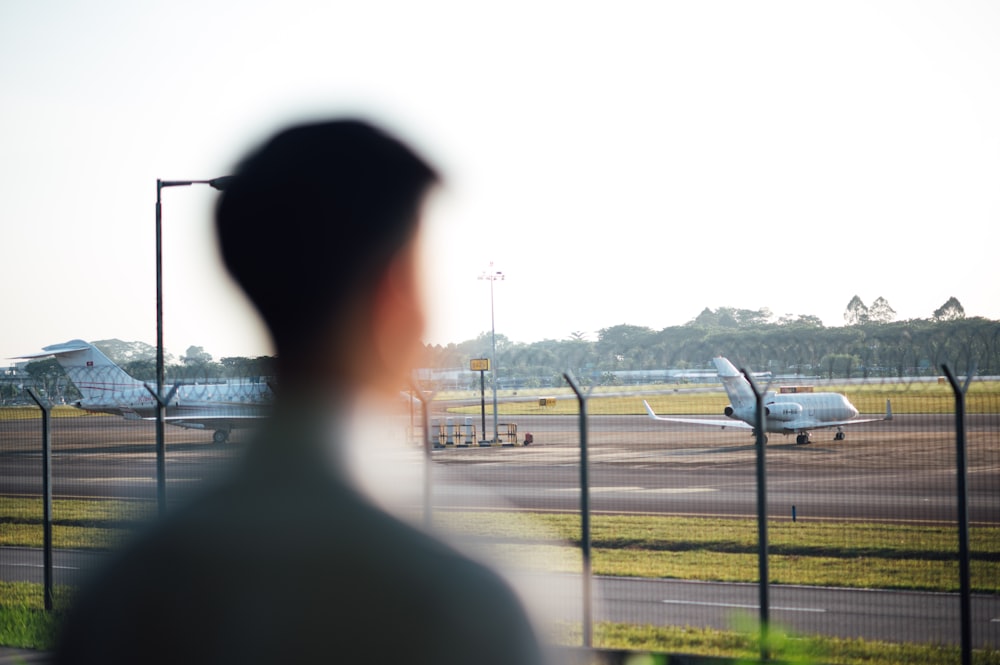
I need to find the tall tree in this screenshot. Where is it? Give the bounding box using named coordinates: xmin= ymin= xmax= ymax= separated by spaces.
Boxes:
xmin=182 ymin=345 xmax=213 ymax=366
xmin=596 ymin=325 xmax=654 ymax=368
xmin=933 ymin=296 xmax=965 ymax=321
xmin=844 ymin=295 xmax=869 ymax=325
xmin=868 ymin=297 xmax=896 ymax=324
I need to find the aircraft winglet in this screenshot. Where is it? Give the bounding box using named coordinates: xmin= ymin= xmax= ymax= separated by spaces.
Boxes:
xmin=643 ymin=400 xmax=658 ymax=419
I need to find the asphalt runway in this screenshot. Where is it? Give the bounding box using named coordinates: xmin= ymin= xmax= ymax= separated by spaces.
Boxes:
xmin=2 ymin=412 xmax=998 ymax=522
xmin=427 ymin=413 xmax=1000 ymax=524
xmin=2 ymin=411 xmax=998 ymax=648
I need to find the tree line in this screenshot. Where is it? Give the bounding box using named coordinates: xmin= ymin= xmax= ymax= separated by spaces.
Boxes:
xmin=424 ymin=307 xmax=1000 ymax=389
xmin=9 ymin=298 xmax=997 ymax=402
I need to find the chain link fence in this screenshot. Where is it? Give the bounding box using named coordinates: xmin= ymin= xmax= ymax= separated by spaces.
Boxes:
xmin=1 ymin=358 xmax=998 ymax=662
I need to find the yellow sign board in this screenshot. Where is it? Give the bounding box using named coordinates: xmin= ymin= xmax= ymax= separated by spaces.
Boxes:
xmin=470 ymin=358 xmax=490 ymax=372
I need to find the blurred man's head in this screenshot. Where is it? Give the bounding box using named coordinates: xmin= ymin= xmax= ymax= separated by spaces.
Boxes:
xmin=216 ymin=119 xmax=439 ymax=393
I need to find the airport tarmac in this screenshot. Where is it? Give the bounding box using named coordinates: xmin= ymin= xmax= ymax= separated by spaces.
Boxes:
xmin=2 ymin=412 xmax=998 ymax=648
xmin=2 ymin=413 xmax=996 ymax=522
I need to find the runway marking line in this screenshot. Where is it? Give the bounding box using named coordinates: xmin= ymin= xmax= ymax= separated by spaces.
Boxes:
xmin=549 ymin=486 xmax=716 ymax=494
xmin=661 ymin=599 xmax=826 ymax=613
xmin=79 ymin=477 xmax=203 ymax=484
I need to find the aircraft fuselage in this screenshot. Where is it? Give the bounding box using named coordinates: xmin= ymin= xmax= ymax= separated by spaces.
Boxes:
xmin=726 ymin=392 xmax=859 ymax=433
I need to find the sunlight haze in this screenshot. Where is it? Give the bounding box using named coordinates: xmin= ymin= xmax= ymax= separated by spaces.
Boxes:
xmin=2 ymin=0 xmax=998 ymax=363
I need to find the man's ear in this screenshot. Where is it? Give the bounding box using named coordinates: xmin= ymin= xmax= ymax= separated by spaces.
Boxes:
xmin=368 ymin=239 xmax=427 ymax=394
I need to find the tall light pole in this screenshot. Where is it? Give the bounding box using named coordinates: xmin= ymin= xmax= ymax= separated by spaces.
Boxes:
xmin=478 ymin=263 xmax=504 ymax=443
xmin=154 ymin=177 xmax=231 ymax=515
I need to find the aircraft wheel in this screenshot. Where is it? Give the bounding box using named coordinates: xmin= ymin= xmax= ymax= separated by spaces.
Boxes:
xmin=213 ymin=430 xmax=230 ymax=444
xmin=834 ymin=431 xmax=845 ymax=441
xmin=796 ymin=434 xmax=809 ymax=445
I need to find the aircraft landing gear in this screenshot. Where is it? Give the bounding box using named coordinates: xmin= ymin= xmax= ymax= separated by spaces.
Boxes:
xmin=213 ymin=429 xmax=231 ymax=444
xmin=834 ymin=428 xmax=846 ymax=441
xmin=796 ymin=433 xmax=811 ymax=445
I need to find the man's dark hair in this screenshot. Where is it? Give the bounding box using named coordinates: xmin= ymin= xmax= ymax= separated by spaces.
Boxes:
xmin=216 ymin=119 xmax=439 ymax=364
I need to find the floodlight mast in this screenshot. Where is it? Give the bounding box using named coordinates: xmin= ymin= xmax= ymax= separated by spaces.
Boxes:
xmin=153 ymin=176 xmax=230 ymax=515
xmin=478 ymin=263 xmax=504 ymax=443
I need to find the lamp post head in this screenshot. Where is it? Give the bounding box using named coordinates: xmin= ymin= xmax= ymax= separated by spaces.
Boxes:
xmin=208 ymin=176 xmax=234 ymax=191
xmin=158 ymin=176 xmax=234 ymax=190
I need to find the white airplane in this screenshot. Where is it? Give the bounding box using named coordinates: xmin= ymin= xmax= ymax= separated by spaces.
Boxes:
xmin=643 ymin=357 xmax=891 ymax=444
xmin=17 ymin=340 xmax=272 ymax=443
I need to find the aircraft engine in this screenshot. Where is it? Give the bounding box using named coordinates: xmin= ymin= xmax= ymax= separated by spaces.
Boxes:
xmin=764 ymin=402 xmax=803 ymax=421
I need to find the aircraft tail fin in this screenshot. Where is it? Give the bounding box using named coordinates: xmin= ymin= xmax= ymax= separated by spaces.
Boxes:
xmin=18 ymin=340 xmax=142 ymax=400
xmin=713 ymin=357 xmax=755 ymax=410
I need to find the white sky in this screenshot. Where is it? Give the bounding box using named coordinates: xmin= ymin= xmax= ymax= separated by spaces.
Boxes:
xmin=2 ymin=0 xmax=998 ymax=363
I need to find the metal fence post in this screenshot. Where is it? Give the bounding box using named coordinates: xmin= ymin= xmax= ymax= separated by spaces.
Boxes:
xmin=563 ymin=371 xmax=593 ymax=648
xmin=742 ymin=368 xmax=770 ymax=661
xmin=26 ymin=389 xmax=54 ymax=611
xmin=144 ymin=382 xmax=180 ymax=516
xmin=941 ymin=363 xmax=973 ymax=665
xmin=409 ymin=382 xmax=437 ymax=530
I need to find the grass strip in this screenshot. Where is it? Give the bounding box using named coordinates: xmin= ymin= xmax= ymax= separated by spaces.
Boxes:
xmin=438 ymin=512 xmax=1000 ymax=559
xmin=0 ymin=498 xmax=151 ymax=550
xmin=1 ymin=523 xmax=136 ymax=550
xmin=0 ymin=582 xmax=71 ymax=650
xmin=481 ymin=542 xmax=1000 ymax=594
xmin=444 ymin=381 xmax=1000 ymax=416
xmin=5 ymin=499 xmax=999 ymax=591
xmin=568 ymin=621 xmax=1000 ymax=665
xmin=438 ymin=512 xmax=1000 ymax=593
xmin=0 ymin=497 xmax=152 ymax=525
xmin=0 ymin=406 xmax=108 ymax=420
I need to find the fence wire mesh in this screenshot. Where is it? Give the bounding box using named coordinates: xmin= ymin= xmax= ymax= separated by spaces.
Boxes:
xmin=2 ymin=342 xmax=998 ymax=662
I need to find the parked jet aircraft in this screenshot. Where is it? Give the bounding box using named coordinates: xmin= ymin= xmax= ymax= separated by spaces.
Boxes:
xmin=18 ymin=340 xmax=271 ymax=443
xmin=643 ymin=357 xmax=891 ymax=444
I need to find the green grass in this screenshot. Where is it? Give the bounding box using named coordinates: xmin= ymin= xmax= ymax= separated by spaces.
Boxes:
xmin=5 ymin=500 xmax=999 ymax=592
xmin=0 ymin=497 xmax=151 ymax=550
xmin=437 ymin=512 xmax=1000 ymax=593
xmin=444 ymin=380 xmax=1000 ymax=416
xmin=576 ymin=621 xmax=1000 ymax=665
xmin=0 ymin=406 xmax=108 ymax=420
xmin=4 ymin=500 xmax=1000 ymax=660
xmin=0 ymin=582 xmax=71 ymax=650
